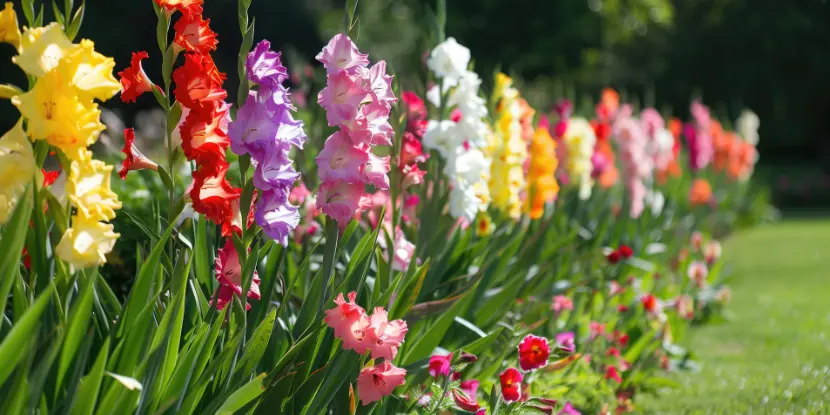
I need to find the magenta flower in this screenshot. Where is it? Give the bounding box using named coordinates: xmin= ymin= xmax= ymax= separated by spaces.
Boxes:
xmin=213 ymin=239 xmax=261 ymax=310
xmin=316 ymin=33 xmax=370 ymax=74
xmin=685 ymin=100 xmax=714 ymax=171
xmin=558 ymin=402 xmax=582 ymax=415
xmin=555 ymin=331 xmax=575 ymax=353
xmin=317 ymin=70 xmax=367 ymax=126
xmin=428 ymin=353 xmax=453 ymax=378
xmin=316 ymin=131 xmax=370 ymax=183
xmin=229 ymin=40 xmax=306 ymax=246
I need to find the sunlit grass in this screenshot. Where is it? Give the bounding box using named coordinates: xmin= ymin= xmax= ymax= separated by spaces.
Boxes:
xmin=641 ymin=217 xmax=830 ymax=414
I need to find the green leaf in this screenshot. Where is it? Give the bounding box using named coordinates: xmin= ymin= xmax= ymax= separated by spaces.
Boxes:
xmin=234 ymin=309 xmax=276 ymax=381
xmin=0 ymin=282 xmax=53 ymax=386
xmin=388 ymin=259 xmax=430 ymax=320
xmin=264 ymin=326 xmax=323 ymax=385
xmin=0 ymin=186 xmax=32 ymax=314
xmin=70 ymin=338 xmax=110 ymax=415
xmin=156 ymin=8 xmax=170 ymax=56
xmin=401 ymin=290 xmax=474 ymax=365
xmin=454 ymin=327 xmax=503 ymax=357
xmin=66 ymin=0 xmax=85 ymax=41
xmin=216 ymin=373 xmax=266 ymax=415
xmin=56 ymin=272 xmax=97 ymax=392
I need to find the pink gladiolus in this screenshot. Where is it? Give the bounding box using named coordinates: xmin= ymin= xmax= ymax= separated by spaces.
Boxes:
xmin=213 ymin=239 xmax=260 ymax=310
xmin=363 ymin=307 xmax=408 ymax=360
xmin=356 ymin=362 xmax=406 ymax=405
xmin=317 ymin=181 xmax=373 ymax=224
xmin=315 ymin=33 xmax=370 ymax=74
xmin=323 ymin=292 xmax=370 ymax=352
xmin=428 ymin=353 xmax=453 ymax=378
xmin=552 ymin=295 xmax=573 ymax=313
xmin=316 ymin=131 xmax=369 ymax=183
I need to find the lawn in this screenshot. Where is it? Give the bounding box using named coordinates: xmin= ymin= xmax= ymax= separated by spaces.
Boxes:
xmin=641 ymin=217 xmax=830 ymax=414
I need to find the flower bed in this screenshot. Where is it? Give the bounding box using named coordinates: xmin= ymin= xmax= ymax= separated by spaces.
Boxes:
xmin=0 ymin=1 xmax=772 ymax=414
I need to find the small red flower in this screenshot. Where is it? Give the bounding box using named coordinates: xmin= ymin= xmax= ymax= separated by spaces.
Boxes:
xmin=617 ymin=244 xmax=633 ymax=258
xmin=41 ymin=168 xmax=60 ymax=187
xmin=499 ymin=368 xmax=523 ymax=403
xmin=428 ymin=353 xmax=453 ymax=378
xmin=613 ymin=330 xmax=629 ymax=346
xmin=119 ymin=128 xmax=159 ymax=180
xmin=606 ymin=347 xmax=621 ymax=358
xmin=452 ymin=389 xmax=480 ymax=412
xmin=173 ymin=8 xmax=218 ymax=54
xmin=607 ymin=250 xmax=621 ymax=264
xmin=518 ymin=334 xmax=551 ymax=371
xmin=118 ymin=51 xmax=156 ymax=103
xmin=641 ymin=294 xmax=659 ymax=313
xmin=605 ymin=365 xmax=622 ymax=383
xmin=617 ymin=304 xmax=630 ymax=313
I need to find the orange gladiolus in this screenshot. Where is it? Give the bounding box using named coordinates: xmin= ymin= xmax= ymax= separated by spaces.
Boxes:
xmin=526 ymin=125 xmax=559 ymax=219
xmin=689 ymin=179 xmax=713 ymax=206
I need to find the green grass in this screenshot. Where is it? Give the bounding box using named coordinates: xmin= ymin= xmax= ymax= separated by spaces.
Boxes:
xmin=640 ymin=217 xmax=830 ymax=414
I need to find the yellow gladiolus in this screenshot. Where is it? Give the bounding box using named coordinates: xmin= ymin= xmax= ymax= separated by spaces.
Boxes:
xmin=56 ymin=216 xmax=120 ymax=270
xmin=12 ymin=69 xmax=105 ymax=157
xmin=489 ymin=72 xmax=526 ymax=219
xmin=13 ymin=22 xmax=74 ymax=77
xmin=66 ymin=154 xmax=122 ymax=222
xmin=0 ymin=2 xmax=21 ymax=48
xmin=62 ymin=39 xmax=121 ymax=102
xmin=0 ymin=121 xmax=36 ymax=224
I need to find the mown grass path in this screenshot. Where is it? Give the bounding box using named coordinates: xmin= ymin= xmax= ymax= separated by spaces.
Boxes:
xmin=641 ymin=218 xmax=830 ymax=414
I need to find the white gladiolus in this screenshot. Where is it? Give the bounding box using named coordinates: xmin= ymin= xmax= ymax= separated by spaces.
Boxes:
xmin=427 ymin=37 xmax=471 ymax=84
xmin=737 ymin=109 xmax=759 ymax=146
xmin=423 ymin=38 xmax=491 ymax=221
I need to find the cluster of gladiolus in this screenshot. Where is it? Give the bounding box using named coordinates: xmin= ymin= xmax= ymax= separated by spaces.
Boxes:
xmin=399 ymin=91 xmax=429 ymax=197
xmin=711 ymin=111 xmax=760 ymax=182
xmin=590 ymin=91 xmax=621 ymax=190
xmin=612 ymin=106 xmax=654 ymax=217
xmin=229 ymin=40 xmax=307 ymax=245
xmin=489 ymin=333 xmax=575 ymax=413
xmin=525 ymin=123 xmax=560 ymax=219
xmin=314 ymin=34 xmax=396 ymax=225
xmin=9 ymin=22 xmax=122 ymax=269
xmin=488 ymin=73 xmax=528 ymax=219
xmin=323 ymin=292 xmax=407 ymax=405
xmin=423 ymin=37 xmax=491 ymax=221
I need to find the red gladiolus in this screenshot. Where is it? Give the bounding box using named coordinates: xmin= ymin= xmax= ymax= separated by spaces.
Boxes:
xmin=154 ymin=0 xmax=203 ymax=13
xmin=607 ymin=250 xmax=621 ymax=264
xmin=41 ymin=169 xmax=60 ymax=187
xmin=617 ymin=244 xmax=633 ymax=258
xmin=518 ymin=334 xmax=551 ymax=371
xmin=452 ymin=389 xmax=481 ymax=412
xmin=179 ymin=101 xmax=231 ymax=173
xmin=118 ymin=51 xmax=156 ymax=103
xmin=617 ymin=304 xmax=630 ymax=313
xmin=605 ymin=365 xmax=622 ymax=383
xmin=190 ymin=163 xmax=241 ymax=226
xmin=641 ymin=294 xmax=659 ymax=313
xmin=119 ymin=128 xmax=158 ymax=180
xmin=173 ymin=53 xmax=227 ymax=108
xmin=173 ymin=8 xmax=218 ymax=54
xmin=499 ymin=368 xmax=523 ymax=403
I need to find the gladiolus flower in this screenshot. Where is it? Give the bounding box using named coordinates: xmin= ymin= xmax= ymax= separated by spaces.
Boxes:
xmin=452 ymin=389 xmax=481 ymax=412
xmin=489 ymin=73 xmax=527 ymax=219
xmin=675 ymin=294 xmax=694 ymax=319
xmin=317 ymin=180 xmax=373 ymax=224
xmin=119 ymin=128 xmax=158 ymax=179
xmin=356 ymin=362 xmax=406 ymax=405
xmin=246 ymin=40 xmax=288 ymax=88
xmin=641 ymin=294 xmax=659 ymax=314
xmin=475 ymin=213 xmax=494 ymax=236
xmin=0 ymin=121 xmax=37 ymax=225
xmin=363 ymin=307 xmax=408 ymax=360
xmin=154 ymin=0 xmax=203 ymax=13
xmin=13 ymin=23 xmax=74 ymax=77
xmin=607 ymin=250 xmax=621 ymax=264
xmin=428 ymin=353 xmax=453 ymax=378
xmin=499 ymin=368 xmax=523 ymax=403
xmin=173 ymin=53 xmax=227 ymax=108
xmin=324 ymin=292 xmax=370 ymax=353
xmin=555 ymin=332 xmax=575 ymax=353
xmin=704 ymin=240 xmax=722 ymax=264
xmin=689 ymin=179 xmax=713 ymax=206
xmin=118 ymin=51 xmax=156 ymax=103
xmin=552 ymin=295 xmax=573 ymax=313
xmin=316 ymin=33 xmax=370 ymax=74
xmin=590 ymin=322 xmax=606 ymax=340
xmin=526 ymin=125 xmax=560 ymax=219
xmin=687 ymin=260 xmax=709 ymax=287
xmin=518 ymin=334 xmax=551 ymax=371
xmin=55 ymin=216 xmax=119 ymax=270
xmin=213 ymin=239 xmax=260 ymax=310
xmin=559 ymin=402 xmax=582 ymax=415
xmin=460 ymin=379 xmax=480 ymax=400
xmin=618 ymin=245 xmax=633 ymax=258
xmin=65 ymin=157 xmax=122 ymax=222
xmin=173 ymin=9 xmax=217 ymax=54
xmin=605 ymin=365 xmax=622 ymax=383
xmin=0 ymin=2 xmax=21 ymax=48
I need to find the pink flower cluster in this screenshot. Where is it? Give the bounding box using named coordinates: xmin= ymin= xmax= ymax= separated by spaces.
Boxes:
xmin=212 ymin=239 xmax=261 ymax=310
xmin=684 ymin=100 xmax=714 ymax=171
xmin=315 ymin=34 xmax=397 ymax=225
xmin=323 ymin=292 xmax=408 ymax=405
xmin=613 ymin=105 xmax=653 ymax=218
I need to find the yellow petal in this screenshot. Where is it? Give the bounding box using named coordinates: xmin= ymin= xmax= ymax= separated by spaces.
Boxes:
xmin=66 ymin=157 xmax=121 ymax=222
xmin=13 ymin=22 xmax=75 ymax=77
xmin=62 ymin=39 xmax=121 ymax=102
xmin=0 ymin=2 xmax=21 ymax=48
xmin=0 ymin=121 xmax=36 ymax=224
xmin=56 ymin=216 xmax=120 ymax=270
xmin=11 ymin=71 xmax=105 ymax=153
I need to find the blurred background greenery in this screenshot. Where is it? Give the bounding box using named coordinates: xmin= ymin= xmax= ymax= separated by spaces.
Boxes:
xmin=1 ymin=0 xmax=829 ymax=206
